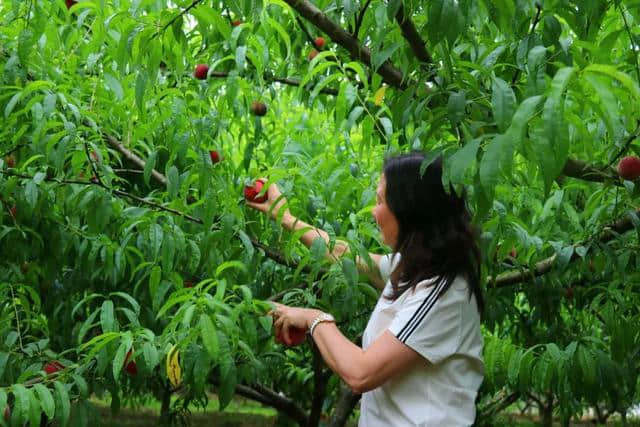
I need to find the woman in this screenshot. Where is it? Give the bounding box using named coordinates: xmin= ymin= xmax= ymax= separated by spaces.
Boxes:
xmin=247 ymin=152 xmax=484 ymax=426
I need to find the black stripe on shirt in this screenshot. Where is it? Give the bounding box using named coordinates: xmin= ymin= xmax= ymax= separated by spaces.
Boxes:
xmin=396 ymin=279 xmax=447 ymax=342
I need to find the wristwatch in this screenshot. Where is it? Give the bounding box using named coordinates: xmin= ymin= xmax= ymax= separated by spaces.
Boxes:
xmin=309 ymin=312 xmax=335 ymax=337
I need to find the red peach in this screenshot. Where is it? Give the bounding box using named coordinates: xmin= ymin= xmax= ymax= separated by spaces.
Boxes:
xmin=617 ymin=155 xmax=640 ymax=181
xmin=193 ymin=64 xmax=209 ymax=80
xmin=209 ymin=150 xmax=221 ymax=164
xmin=244 ymin=180 xmax=267 ymax=203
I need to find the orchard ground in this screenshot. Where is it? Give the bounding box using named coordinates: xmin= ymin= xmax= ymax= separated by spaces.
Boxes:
xmin=80 ymin=394 xmax=640 ymax=426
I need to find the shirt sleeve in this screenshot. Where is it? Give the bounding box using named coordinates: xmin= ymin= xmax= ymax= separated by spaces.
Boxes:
xmin=388 ymin=280 xmax=462 ymax=364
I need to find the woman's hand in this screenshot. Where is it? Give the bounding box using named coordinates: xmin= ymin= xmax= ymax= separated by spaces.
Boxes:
xmin=269 ymin=303 xmax=322 ymax=345
xmin=245 ymin=178 xmax=290 ymax=220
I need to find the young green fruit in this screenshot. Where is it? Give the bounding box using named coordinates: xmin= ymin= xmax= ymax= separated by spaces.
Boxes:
xmin=314 ymin=37 xmax=325 ymax=49
xmin=244 ymin=179 xmax=268 ymax=203
xmin=193 ymin=64 xmax=209 ymax=80
xmin=617 ymin=155 xmax=640 ymax=181
xmin=276 ymin=327 xmax=307 ymax=346
xmin=209 ymin=150 xmax=221 ymax=164
xmin=250 ymin=101 xmax=267 ymax=116
xmin=44 ymin=360 xmax=64 ymax=375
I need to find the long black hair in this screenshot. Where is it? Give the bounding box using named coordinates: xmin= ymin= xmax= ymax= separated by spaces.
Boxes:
xmin=382 ymin=152 xmax=484 ymax=314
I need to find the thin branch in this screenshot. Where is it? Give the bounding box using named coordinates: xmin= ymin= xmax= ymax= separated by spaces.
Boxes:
xmin=204 ymin=70 xmax=339 ymax=95
xmin=283 ymin=0 xmax=408 ymax=88
xmin=151 ymin=0 xmax=205 ymax=40
xmin=104 ymin=134 xmax=167 ymax=186
xmin=491 ymin=205 xmax=640 ymax=288
xmin=296 ymin=15 xmax=319 ymax=47
xmin=511 ymin=4 xmax=542 ymax=85
xmin=395 ymin=3 xmax=433 ymax=64
xmin=353 ymin=0 xmax=373 ymax=39
xmin=608 ymin=121 xmax=640 ymax=167
xmin=1 ymin=144 xmax=28 ymax=158
xmin=103 ymin=134 xmax=326 ymax=276
xmin=561 ymin=156 xmax=617 ymax=183
xmin=619 ymin=4 xmax=640 ymax=84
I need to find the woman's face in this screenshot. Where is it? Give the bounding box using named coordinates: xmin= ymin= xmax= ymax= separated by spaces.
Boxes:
xmin=372 ymin=174 xmax=399 ymax=248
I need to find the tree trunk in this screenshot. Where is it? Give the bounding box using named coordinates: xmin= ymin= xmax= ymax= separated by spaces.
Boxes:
xmin=159 ymin=386 xmax=172 ymax=426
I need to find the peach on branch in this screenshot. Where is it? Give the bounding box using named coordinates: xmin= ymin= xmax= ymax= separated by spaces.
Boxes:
xmin=617 ymin=155 xmax=640 ymax=181
xmin=209 ymin=150 xmax=221 ymax=164
xmin=193 ymin=64 xmax=209 ymax=80
xmin=43 ymin=360 xmax=64 ymax=375
xmin=250 ymin=101 xmax=267 ymax=116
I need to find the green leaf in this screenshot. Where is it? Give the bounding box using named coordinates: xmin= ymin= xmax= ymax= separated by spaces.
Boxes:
xmin=491 ymin=77 xmax=516 ymax=132
xmin=100 ymin=300 xmax=116 ymax=333
xmin=200 ymin=314 xmax=219 ymax=362
xmin=526 ymin=46 xmax=547 ymax=94
xmin=143 ymin=151 xmax=157 ymax=186
xmin=33 ymin=384 xmax=55 ymax=419
xmin=28 ymin=386 xmax=41 ymax=427
xmin=217 ymin=332 xmax=236 ymax=410
xmin=371 ymin=42 xmax=402 ymax=72
xmin=585 ymin=64 xmax=640 ymax=100
xmin=135 ymin=71 xmax=147 ymax=114
xmin=341 ymin=258 xmax=358 ymax=286
xmin=113 ymin=334 xmax=132 ymax=381
xmin=104 ymin=73 xmax=124 ymax=101
xmin=310 ymin=236 xmax=327 ymax=262
xmin=143 ymin=342 xmax=159 ymax=371
xmin=479 ymin=134 xmax=513 ymax=201
xmin=445 ymin=139 xmax=479 ymax=187
xmin=54 ymin=381 xmax=70 ymax=427
xmin=167 ymin=166 xmax=180 ymax=198
xmin=12 ymin=384 xmax=30 ymax=423
xmin=447 ymin=91 xmax=466 ymax=125
xmin=428 ymin=0 xmax=461 ymax=46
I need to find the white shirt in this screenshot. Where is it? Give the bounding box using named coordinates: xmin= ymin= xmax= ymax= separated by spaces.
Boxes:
xmin=359 ymin=254 xmax=484 ymax=427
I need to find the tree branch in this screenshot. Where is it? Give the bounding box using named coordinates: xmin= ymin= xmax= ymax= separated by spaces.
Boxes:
xmin=252 ymin=384 xmax=308 ymax=425
xmin=283 ymin=0 xmax=408 ymax=89
xmin=104 ymin=134 xmax=167 ymax=186
xmin=204 ymin=70 xmax=339 ymax=95
xmin=395 ymin=3 xmax=433 ymax=64
xmin=308 ymin=344 xmax=331 ymax=427
xmin=328 ymin=383 xmax=361 ymax=427
xmin=152 ymin=0 xmax=206 ymax=40
xmin=104 ymin=133 xmax=325 ymax=276
xmin=608 ymin=121 xmax=640 ymax=167
xmin=491 ymin=206 xmax=640 ymax=288
xmin=511 ymin=4 xmax=542 ymax=85
xmin=353 ymin=0 xmax=373 ymax=39
xmin=561 ymin=156 xmax=617 ymax=183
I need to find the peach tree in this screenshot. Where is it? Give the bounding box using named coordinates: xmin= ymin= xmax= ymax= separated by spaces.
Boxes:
xmin=1 ymin=0 xmax=640 ymax=426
